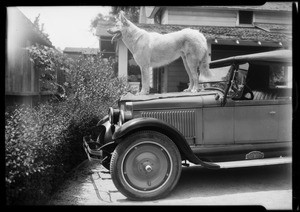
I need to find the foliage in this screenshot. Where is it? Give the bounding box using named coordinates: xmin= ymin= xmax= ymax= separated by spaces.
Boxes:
xmin=90 ymin=13 xmax=116 ymax=31
xmin=26 ymin=44 xmax=73 ymax=95
xmin=5 ymin=104 xmax=69 ymax=204
xmin=6 ymin=45 xmax=131 ymax=205
xmin=33 ymin=14 xmax=50 ymax=39
xmin=111 ymin=6 xmax=140 ymax=23
xmin=90 ymin=6 xmax=140 ymax=32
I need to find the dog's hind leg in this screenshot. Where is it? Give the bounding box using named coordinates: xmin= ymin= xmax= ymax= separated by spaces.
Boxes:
xmin=199 ymin=52 xmax=213 ymax=89
xmin=186 ymin=54 xmax=200 ymax=93
xmin=181 ymin=54 xmax=194 ymax=92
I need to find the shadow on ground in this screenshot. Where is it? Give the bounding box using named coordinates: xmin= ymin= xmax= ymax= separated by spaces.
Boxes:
xmin=48 ymin=160 xmax=292 ymax=207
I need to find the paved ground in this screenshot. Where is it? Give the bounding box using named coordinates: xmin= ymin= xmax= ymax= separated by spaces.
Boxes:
xmin=47 ymin=160 xmax=292 ymax=209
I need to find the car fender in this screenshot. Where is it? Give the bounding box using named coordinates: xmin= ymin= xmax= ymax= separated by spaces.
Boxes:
xmin=113 ymin=117 xmax=220 ymax=169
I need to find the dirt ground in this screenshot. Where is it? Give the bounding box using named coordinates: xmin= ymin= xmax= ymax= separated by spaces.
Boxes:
xmin=47 ymin=159 xmax=292 ymax=209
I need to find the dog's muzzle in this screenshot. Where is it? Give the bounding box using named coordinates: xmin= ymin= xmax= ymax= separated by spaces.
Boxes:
xmin=107 ymin=29 xmax=122 ymax=44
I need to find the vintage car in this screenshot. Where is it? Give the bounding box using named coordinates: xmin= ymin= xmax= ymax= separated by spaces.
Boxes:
xmin=83 ymin=50 xmax=292 ymax=200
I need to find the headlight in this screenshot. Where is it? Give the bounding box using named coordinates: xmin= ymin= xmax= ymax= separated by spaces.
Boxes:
xmin=108 ymin=107 xmax=120 ymax=125
xmin=118 ymin=102 xmax=133 ymax=125
xmin=119 ymin=110 xmax=125 ymax=125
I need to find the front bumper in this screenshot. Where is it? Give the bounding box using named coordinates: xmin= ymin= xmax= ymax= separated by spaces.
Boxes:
xmin=83 ymin=136 xmax=103 ymax=162
xmin=82 ymin=116 xmax=113 ymax=162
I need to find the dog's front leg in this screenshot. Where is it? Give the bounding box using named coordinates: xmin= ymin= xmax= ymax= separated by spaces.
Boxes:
xmin=138 ymin=66 xmax=151 ymax=95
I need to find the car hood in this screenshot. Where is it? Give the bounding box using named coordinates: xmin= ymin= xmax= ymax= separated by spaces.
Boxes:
xmin=119 ymin=91 xmax=223 ymax=110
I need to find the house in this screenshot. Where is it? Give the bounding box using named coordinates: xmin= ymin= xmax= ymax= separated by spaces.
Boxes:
xmin=96 ymin=3 xmax=292 ymax=93
xmin=63 ymin=47 xmax=100 ymax=60
xmin=6 ymin=7 xmax=53 ymax=109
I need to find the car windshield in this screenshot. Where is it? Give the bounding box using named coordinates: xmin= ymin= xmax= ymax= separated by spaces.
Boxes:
xmin=201 ymin=63 xmax=249 ymax=92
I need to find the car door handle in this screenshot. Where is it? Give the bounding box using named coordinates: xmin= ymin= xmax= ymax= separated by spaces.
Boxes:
xmin=269 ymin=111 xmax=276 ymax=115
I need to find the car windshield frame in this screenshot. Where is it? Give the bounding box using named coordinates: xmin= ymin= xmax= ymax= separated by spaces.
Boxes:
xmin=200 ymin=62 xmax=243 ymax=106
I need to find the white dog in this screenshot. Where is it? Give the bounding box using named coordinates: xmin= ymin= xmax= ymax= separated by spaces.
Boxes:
xmin=107 ymin=11 xmax=213 ymax=95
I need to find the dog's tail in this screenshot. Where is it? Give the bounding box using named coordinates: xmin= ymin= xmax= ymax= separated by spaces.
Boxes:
xmin=199 ymin=50 xmax=214 ymax=82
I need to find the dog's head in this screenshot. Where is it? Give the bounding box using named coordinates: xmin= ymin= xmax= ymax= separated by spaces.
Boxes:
xmin=107 ymin=11 xmax=129 ymax=44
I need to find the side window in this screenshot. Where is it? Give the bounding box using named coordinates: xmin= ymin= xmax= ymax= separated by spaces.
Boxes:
xmin=269 ymin=64 xmax=292 ymax=99
xmin=269 ymin=65 xmax=292 ymax=89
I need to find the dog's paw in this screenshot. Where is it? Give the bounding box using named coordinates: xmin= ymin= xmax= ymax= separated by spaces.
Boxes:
xmin=136 ymin=91 xmax=149 ymax=95
xmin=183 ymin=88 xmax=192 ymax=92
xmin=191 ymin=88 xmax=201 ymax=93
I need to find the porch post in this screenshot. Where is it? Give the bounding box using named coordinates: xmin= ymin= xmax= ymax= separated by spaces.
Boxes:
xmin=207 ymin=42 xmax=212 ymax=62
xmin=118 ymin=40 xmax=128 ymax=79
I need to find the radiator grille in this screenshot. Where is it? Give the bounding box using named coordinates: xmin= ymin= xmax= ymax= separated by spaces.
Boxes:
xmin=141 ymin=110 xmax=195 ymax=138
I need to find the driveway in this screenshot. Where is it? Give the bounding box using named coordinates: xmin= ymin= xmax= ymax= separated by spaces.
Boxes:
xmin=47 ymin=160 xmax=292 ymax=209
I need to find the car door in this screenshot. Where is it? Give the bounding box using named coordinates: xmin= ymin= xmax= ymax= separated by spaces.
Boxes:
xmin=234 ymin=99 xmax=278 ymax=143
xmin=202 ymin=97 xmax=235 ymax=145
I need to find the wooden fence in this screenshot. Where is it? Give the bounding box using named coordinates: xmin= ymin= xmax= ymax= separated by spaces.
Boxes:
xmin=5 ymin=46 xmax=65 ymax=108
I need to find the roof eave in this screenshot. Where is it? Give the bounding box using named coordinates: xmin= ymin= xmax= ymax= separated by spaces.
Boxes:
xmin=17 ymin=8 xmax=53 ymax=47
xmin=95 ymin=22 xmax=291 ymax=44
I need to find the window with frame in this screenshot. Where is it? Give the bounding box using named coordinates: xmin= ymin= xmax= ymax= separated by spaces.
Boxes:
xmin=269 ymin=65 xmax=292 ymax=89
xmin=239 ymin=11 xmax=253 ymax=25
xmin=100 ymin=36 xmax=116 ymax=58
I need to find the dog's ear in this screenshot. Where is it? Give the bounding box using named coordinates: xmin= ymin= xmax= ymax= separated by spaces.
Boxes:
xmin=119 ymin=10 xmax=129 ymax=26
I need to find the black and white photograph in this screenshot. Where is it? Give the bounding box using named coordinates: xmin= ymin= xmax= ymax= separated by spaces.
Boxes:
xmin=5 ymin=3 xmax=296 ymax=209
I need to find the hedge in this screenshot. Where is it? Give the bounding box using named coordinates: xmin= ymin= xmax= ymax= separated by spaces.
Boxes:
xmin=5 ymin=49 xmax=131 ymax=205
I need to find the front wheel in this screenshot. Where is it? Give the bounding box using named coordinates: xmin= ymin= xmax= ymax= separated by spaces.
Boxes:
xmin=110 ymin=131 xmax=182 ymax=200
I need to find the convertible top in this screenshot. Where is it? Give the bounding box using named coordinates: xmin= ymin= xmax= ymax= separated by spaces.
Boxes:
xmin=209 ymin=50 xmax=292 ymax=69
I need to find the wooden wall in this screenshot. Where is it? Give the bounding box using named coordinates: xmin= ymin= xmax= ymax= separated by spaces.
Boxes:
xmin=167 ymin=7 xmax=237 ymax=27
xmin=166 ymin=58 xmax=189 ymax=92
xmin=5 ymin=8 xmax=59 ymax=109
xmin=163 ymin=6 xmax=292 ymax=27
xmin=6 ymin=40 xmax=39 ymax=96
xmin=254 ymin=11 xmax=292 ymax=25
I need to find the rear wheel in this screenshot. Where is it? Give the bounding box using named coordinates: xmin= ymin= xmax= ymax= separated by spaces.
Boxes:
xmin=110 ymin=131 xmax=182 ymax=200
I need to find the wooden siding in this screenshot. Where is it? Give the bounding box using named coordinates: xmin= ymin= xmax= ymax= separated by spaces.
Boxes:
xmin=167 ymin=58 xmax=189 ymax=92
xmin=167 ymin=7 xmax=237 ymax=26
xmin=254 ymin=11 xmax=292 ymax=25
xmin=6 ymin=46 xmax=38 ymax=95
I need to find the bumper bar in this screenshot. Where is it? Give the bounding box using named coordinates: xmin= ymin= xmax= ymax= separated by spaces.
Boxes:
xmin=83 ymin=136 xmax=103 ymax=162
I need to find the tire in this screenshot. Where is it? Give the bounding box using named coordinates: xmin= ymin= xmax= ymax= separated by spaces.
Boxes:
xmin=110 ymin=131 xmax=182 ymax=200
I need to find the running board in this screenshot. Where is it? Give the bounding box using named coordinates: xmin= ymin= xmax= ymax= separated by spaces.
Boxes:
xmin=214 ymin=157 xmax=292 ymax=169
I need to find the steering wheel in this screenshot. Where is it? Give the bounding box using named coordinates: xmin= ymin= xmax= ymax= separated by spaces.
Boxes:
xmin=204 ymin=87 xmax=225 ymax=94
xmin=231 ymin=84 xmax=254 ymax=100
xmin=241 ymin=84 xmax=254 ymax=100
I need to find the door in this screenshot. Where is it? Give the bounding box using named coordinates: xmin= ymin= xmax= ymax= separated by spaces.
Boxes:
xmin=234 ymin=100 xmax=278 ymax=143
xmin=202 ymin=105 xmax=234 ymax=145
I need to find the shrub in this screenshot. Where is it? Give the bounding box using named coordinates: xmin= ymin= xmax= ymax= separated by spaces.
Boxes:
xmin=5 ymin=104 xmax=69 ymax=204
xmin=5 ymin=47 xmax=131 ymax=204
